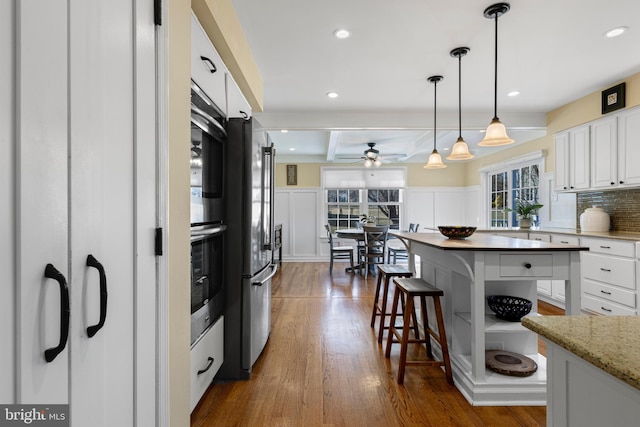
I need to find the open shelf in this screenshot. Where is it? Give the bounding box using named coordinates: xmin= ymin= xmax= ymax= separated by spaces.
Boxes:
xmin=455 ymin=312 xmax=540 ymax=333
xmin=454 ymin=352 xmax=547 ymax=385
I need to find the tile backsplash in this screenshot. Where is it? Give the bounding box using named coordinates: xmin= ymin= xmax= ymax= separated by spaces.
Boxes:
xmin=577 ymin=189 xmax=640 ymax=232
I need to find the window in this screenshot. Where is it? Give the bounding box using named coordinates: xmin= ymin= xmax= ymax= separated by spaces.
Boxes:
xmin=325 ymin=188 xmax=403 ymax=232
xmin=327 ymin=189 xmax=361 ymax=233
xmin=322 ymin=167 xmax=406 ymax=233
xmin=366 ymin=189 xmax=401 ymax=229
xmin=486 ymin=160 xmax=541 ymax=228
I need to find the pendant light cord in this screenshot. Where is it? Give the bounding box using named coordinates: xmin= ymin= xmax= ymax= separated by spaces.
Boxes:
xmin=493 ymin=13 xmax=499 ymax=120
xmin=458 ymin=54 xmax=462 ymax=139
xmin=433 ymin=79 xmax=437 ymax=151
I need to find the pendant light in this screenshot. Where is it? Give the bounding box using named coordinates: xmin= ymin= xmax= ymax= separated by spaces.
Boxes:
xmin=478 ymin=2 xmax=514 ymax=147
xmin=448 ymin=47 xmax=474 ymax=160
xmin=424 ymin=75 xmax=446 ymax=169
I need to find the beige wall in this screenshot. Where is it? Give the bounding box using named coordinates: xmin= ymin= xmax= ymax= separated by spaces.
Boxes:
xmin=169 ymin=1 xmax=192 ymax=426
xmin=275 ymin=162 xmax=467 ymax=188
xmin=464 ymin=71 xmax=640 ymax=186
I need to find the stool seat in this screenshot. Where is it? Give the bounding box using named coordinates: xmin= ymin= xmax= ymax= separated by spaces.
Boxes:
xmin=385 ymin=277 xmax=453 ymax=385
xmin=370 ymin=264 xmax=415 ymax=344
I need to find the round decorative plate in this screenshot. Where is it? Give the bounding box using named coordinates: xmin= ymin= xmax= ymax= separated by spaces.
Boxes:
xmin=485 ymin=350 xmax=538 ymax=377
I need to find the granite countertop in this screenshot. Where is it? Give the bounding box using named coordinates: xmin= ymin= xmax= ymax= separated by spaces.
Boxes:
xmin=390 ymin=231 xmax=588 ymax=252
xmin=472 ymin=227 xmax=640 ymax=242
xmin=522 ymin=315 xmax=640 ymax=390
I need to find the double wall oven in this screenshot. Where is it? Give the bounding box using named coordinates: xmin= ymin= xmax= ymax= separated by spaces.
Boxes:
xmin=190 ymin=80 xmax=226 ymax=345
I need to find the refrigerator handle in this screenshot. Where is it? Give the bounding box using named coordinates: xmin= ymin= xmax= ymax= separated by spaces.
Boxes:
xmin=262 ymin=145 xmax=275 ymax=250
xmin=252 ymin=263 xmax=279 ymax=286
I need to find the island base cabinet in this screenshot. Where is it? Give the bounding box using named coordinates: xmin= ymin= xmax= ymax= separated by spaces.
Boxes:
xmin=546 ymin=340 xmax=640 ymax=427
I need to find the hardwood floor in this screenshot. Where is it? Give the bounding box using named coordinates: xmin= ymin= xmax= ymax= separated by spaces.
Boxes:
xmin=191 ymin=262 xmax=563 ymax=426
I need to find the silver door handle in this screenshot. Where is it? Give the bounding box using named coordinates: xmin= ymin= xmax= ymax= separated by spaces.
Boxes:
xmin=252 ymin=264 xmax=279 ymax=286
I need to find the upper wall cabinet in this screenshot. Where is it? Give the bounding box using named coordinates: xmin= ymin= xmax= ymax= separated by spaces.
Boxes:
xmin=557 ymin=105 xmax=640 ymax=193
xmin=617 ymin=106 xmax=640 ymax=187
xmin=226 ymin=73 xmax=252 ymax=119
xmin=191 ymin=14 xmax=227 ymax=115
xmin=590 ymin=116 xmax=618 ymax=189
xmin=554 ymin=125 xmax=590 ymax=192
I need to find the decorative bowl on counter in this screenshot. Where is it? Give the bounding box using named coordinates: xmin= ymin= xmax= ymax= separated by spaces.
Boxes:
xmin=487 ymin=295 xmax=532 ymax=322
xmin=437 ymin=226 xmax=477 ymax=239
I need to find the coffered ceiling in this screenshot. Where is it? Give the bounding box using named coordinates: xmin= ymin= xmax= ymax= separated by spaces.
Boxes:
xmin=230 ymin=0 xmax=640 ymax=163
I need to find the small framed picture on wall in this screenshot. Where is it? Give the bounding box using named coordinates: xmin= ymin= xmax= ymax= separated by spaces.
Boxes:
xmin=286 ymin=164 xmax=297 ymax=185
xmin=602 ymin=82 xmax=625 ymax=114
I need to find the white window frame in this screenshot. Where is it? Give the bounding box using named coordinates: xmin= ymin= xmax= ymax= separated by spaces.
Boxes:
xmin=479 ymin=151 xmax=546 ymax=228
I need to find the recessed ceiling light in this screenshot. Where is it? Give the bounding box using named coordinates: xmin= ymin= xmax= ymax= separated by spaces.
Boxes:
xmin=334 ymin=29 xmax=350 ymax=39
xmin=507 ymin=91 xmax=520 ymax=97
xmin=326 ymin=92 xmax=339 ymax=98
xmin=281 ymin=129 xmax=288 ymax=133
xmin=604 ymin=26 xmax=628 ymax=38
xmin=289 ymin=148 xmax=295 ymax=151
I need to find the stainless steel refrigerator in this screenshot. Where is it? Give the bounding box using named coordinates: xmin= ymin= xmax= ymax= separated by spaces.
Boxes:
xmin=218 ymin=116 xmax=277 ymax=380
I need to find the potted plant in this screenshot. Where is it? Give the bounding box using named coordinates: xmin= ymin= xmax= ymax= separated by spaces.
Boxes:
xmin=505 ymin=199 xmax=543 ymax=229
xmin=360 ymin=213 xmax=376 ymax=224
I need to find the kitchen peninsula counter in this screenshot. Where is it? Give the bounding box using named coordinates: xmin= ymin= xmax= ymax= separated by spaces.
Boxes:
xmin=471 ymin=226 xmax=640 ymax=242
xmin=522 ymin=315 xmax=640 ymax=425
xmin=390 ymin=231 xmax=588 ymax=406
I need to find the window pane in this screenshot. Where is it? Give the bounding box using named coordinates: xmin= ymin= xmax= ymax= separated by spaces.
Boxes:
xmin=531 ymin=165 xmax=539 ymax=186
xmin=522 ymin=167 xmax=530 ymax=188
xmin=349 ymin=189 xmax=359 ymax=203
xmin=327 ymin=190 xmax=337 ymax=203
xmin=513 ymin=169 xmax=520 ymax=189
xmin=338 ymin=189 xmax=348 ymax=203
xmin=390 ymin=189 xmax=399 ymax=202
xmin=328 ymin=205 xmax=338 ymax=218
xmin=367 ymin=190 xmax=376 ymax=203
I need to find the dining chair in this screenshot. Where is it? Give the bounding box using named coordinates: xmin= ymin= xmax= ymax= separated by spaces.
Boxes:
xmin=325 ymin=224 xmax=355 ymax=274
xmin=359 ymin=224 xmax=389 ymax=278
xmin=387 ymin=223 xmax=419 ymax=264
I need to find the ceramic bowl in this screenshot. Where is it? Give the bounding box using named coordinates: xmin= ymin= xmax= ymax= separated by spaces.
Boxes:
xmin=437 ymin=226 xmax=477 ymax=239
xmin=487 ymin=295 xmax=532 ymax=322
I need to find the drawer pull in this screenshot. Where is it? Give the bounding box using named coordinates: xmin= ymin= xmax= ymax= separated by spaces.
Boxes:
xmin=197 ymin=357 xmax=215 ymax=375
xmin=600 ymin=245 xmax=611 ymax=249
xmin=524 ymin=263 xmax=532 ymax=269
xmin=534 ymin=238 xmax=542 ymax=241
xmin=600 ymin=290 xmax=612 ymax=295
xmin=601 ymin=306 xmax=612 ymax=313
xmin=600 ymin=268 xmax=612 ymax=272
xmin=560 ymin=241 xmax=569 ymax=244
xmin=200 ymin=56 xmax=217 ymax=73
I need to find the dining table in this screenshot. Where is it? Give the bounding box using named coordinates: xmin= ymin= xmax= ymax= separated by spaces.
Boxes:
xmin=336 ymin=228 xmax=365 ymax=273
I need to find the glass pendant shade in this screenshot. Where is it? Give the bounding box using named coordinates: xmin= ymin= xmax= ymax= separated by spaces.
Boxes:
xmin=364 ymin=158 xmax=373 ymax=168
xmin=447 ymin=136 xmax=474 ymax=160
xmin=478 ymin=117 xmax=514 ymax=146
xmin=373 ymin=158 xmax=382 ymax=167
xmin=424 ymin=149 xmax=446 ymax=169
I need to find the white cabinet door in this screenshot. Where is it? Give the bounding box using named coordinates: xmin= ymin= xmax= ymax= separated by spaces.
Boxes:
xmin=555 ymin=126 xmax=590 ymax=192
xmin=618 ymin=106 xmax=640 ymax=187
xmin=191 ymin=13 xmax=227 ymax=114
xmin=590 ymin=116 xmax=618 ymax=189
xmin=69 ymin=1 xmax=136 ymax=425
xmin=0 ymin=0 xmax=15 ymax=404
xmin=16 ymin=0 xmax=70 ymax=404
xmin=226 ymin=73 xmax=252 ymax=118
xmin=554 ymin=132 xmax=570 ymax=191
xmin=569 ymin=125 xmax=590 ymax=191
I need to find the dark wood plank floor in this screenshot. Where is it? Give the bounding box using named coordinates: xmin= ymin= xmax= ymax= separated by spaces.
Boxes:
xmin=191 ymin=262 xmax=564 ymax=427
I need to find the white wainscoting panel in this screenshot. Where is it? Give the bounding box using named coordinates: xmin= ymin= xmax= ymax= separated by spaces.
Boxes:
xmin=275 ymin=189 xmax=323 ymax=260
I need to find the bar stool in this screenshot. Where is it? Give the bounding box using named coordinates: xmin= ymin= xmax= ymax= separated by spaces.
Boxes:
xmin=370 ymin=264 xmax=417 ymax=343
xmin=384 ymin=277 xmax=453 ymax=385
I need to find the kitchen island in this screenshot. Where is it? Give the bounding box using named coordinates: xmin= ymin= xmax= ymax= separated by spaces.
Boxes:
xmin=390 ymin=231 xmax=588 ymax=406
xmin=523 ymin=315 xmax=640 ymax=426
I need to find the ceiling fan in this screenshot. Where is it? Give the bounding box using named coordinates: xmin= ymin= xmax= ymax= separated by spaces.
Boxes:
xmin=337 ymin=142 xmax=404 ymax=167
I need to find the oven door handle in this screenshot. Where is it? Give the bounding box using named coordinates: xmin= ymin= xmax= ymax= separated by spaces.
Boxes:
xmin=252 ymin=264 xmax=278 ymax=287
xmin=191 ymin=106 xmax=227 ymax=137
xmin=191 ymin=224 xmax=227 ymax=242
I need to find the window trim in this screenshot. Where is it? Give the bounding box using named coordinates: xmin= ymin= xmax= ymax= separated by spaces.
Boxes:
xmin=480 ymin=151 xmax=546 ymax=228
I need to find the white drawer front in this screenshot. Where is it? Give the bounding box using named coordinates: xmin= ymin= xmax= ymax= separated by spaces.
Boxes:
xmin=583 ymin=279 xmax=636 ymax=308
xmin=580 ymin=237 xmax=635 ymax=258
xmin=529 ymin=233 xmax=551 ymax=242
xmin=551 ymin=235 xmax=580 ymax=246
xmin=498 ymin=254 xmax=553 ymax=277
xmin=581 ymin=252 xmax=636 ymax=289
xmin=191 ymin=316 xmax=224 ymax=412
xmin=582 ymin=293 xmax=637 ymax=316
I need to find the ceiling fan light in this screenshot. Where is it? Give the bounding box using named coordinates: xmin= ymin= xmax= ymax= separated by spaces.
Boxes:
xmin=364 ymin=158 xmax=373 ymax=168
xmin=447 ymin=137 xmax=475 ymax=160
xmin=366 ymin=151 xmax=377 ymax=159
xmin=373 ymin=158 xmax=382 ymax=167
xmin=424 ymin=149 xmax=447 ymax=169
xmin=478 ymin=117 xmax=514 ymax=146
